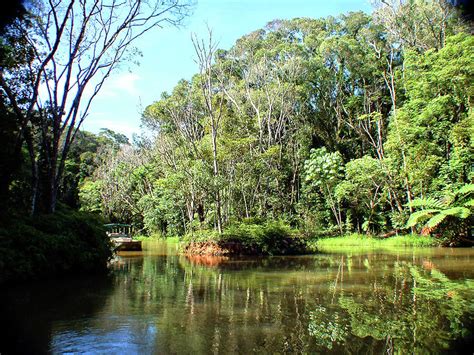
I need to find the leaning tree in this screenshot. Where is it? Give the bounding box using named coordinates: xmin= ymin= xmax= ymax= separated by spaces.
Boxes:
xmin=0 ymin=0 xmax=191 ymax=214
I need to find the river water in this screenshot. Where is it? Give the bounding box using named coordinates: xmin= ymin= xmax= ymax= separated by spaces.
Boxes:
xmin=2 ymin=241 xmax=474 ymax=354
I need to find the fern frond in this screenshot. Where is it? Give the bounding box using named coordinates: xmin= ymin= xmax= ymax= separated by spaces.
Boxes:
xmin=406 ymin=209 xmax=439 ymax=227
xmin=463 ymin=199 xmax=474 ymax=207
xmin=457 ymin=184 xmax=474 ymax=196
xmin=441 ymin=207 xmax=471 ymax=219
xmin=408 ymin=197 xmax=445 ymax=209
xmin=425 ymin=213 xmax=448 ymax=229
xmin=424 ymin=207 xmax=472 ymax=231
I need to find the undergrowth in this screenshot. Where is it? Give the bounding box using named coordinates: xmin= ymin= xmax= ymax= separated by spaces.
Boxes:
xmin=0 ymin=206 xmax=112 ymax=284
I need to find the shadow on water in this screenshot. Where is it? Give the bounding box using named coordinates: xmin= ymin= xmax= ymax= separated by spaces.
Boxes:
xmin=0 ymin=275 xmax=114 ymax=354
xmin=1 ymin=241 xmax=473 ymax=354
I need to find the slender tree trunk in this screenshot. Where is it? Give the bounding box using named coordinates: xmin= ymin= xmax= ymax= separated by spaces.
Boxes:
xmin=384 ymin=51 xmax=413 ymax=213
xmin=24 ymin=129 xmax=39 ymax=216
xmin=325 ymin=184 xmax=343 ymax=235
xmin=242 ymin=186 xmax=249 ymax=218
xmin=192 ymin=31 xmax=224 ymax=233
xmin=47 ymin=140 xmax=59 ymax=214
xmin=39 ymin=123 xmax=60 ymax=214
xmin=211 ymin=126 xmax=223 ymax=233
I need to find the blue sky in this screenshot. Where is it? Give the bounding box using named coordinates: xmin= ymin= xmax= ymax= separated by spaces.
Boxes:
xmin=82 ymin=0 xmax=372 ymax=138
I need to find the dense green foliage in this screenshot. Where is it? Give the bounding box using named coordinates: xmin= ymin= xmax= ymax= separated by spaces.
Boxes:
xmin=222 ymin=220 xmax=306 ymax=255
xmin=0 ymin=206 xmax=112 ymax=284
xmin=78 ymin=2 xmax=472 ymax=246
xmin=406 ymin=183 xmax=473 ymax=242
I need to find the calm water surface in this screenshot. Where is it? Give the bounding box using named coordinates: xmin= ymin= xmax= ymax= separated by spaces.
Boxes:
xmin=2 ymin=241 xmax=474 ymax=354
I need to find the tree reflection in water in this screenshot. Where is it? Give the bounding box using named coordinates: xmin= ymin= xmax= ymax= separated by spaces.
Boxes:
xmin=309 ymin=258 xmax=474 ymax=353
xmin=1 ymin=245 xmax=473 ymax=354
xmin=114 ymin=249 xmax=474 ymax=353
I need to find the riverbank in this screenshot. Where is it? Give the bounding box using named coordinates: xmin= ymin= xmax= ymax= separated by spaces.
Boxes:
xmin=0 ymin=207 xmax=112 ymax=285
xmin=143 ymin=229 xmax=446 ymax=256
xmin=136 ymin=227 xmax=459 ymax=257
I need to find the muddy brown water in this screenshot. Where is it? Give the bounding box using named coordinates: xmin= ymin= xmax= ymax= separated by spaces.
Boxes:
xmin=1 ymin=241 xmax=473 ymax=354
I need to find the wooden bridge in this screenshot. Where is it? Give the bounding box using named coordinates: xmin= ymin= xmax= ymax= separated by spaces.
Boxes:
xmin=104 ymin=223 xmax=142 ymax=251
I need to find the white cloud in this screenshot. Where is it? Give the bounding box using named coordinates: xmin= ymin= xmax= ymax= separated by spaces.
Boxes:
xmin=111 ymin=72 xmax=141 ymax=96
xmin=92 ymin=72 xmax=141 ymax=99
xmin=83 ymin=115 xmax=140 ymax=140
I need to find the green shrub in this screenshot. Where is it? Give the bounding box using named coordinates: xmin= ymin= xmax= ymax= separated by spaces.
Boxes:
xmin=182 ymin=228 xmax=219 ymax=243
xmin=0 ymin=206 xmax=112 ymax=284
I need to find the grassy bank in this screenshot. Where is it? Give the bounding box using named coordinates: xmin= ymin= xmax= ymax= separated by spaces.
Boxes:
xmin=134 ymin=234 xmax=180 ymax=244
xmin=313 ymin=233 xmax=440 ymax=249
xmin=136 ymin=229 xmax=442 ymax=256
xmin=0 ymin=206 xmax=112 ymax=284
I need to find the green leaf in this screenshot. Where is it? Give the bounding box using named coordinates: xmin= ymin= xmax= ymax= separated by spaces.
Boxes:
xmin=408 ymin=197 xmax=445 ymax=209
xmin=457 ymin=184 xmax=474 ymax=196
xmin=426 ymin=213 xmax=448 ymax=229
xmin=463 ymin=199 xmax=474 ymax=207
xmin=406 ymin=209 xmax=439 ymax=228
xmin=441 ymin=207 xmax=471 ymax=219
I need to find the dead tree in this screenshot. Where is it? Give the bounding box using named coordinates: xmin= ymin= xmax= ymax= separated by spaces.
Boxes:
xmin=192 ymin=30 xmax=224 ymax=233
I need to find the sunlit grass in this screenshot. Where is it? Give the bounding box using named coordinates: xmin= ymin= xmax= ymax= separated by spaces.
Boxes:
xmin=133 ymin=234 xmax=154 ymax=241
xmin=134 ymin=234 xmax=181 ymax=243
xmin=164 ymin=236 xmax=181 ymax=244
xmin=314 ymin=233 xmax=440 ymax=249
